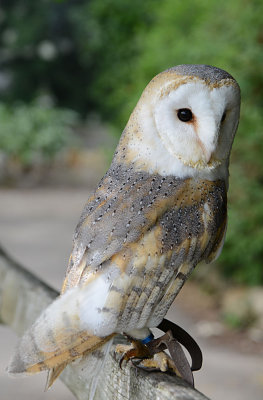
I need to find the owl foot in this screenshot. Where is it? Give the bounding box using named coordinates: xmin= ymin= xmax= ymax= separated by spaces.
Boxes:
xmin=115 ymin=339 xmax=151 ymax=369
xmin=140 ymin=329 xmax=193 ymax=385
xmin=140 ymin=319 xmax=203 ymax=387
xmin=140 ymin=351 xmax=180 ymax=375
xmin=116 ymin=319 xmax=203 ymax=388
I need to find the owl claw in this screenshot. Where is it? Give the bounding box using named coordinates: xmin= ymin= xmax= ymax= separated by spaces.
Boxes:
xmin=116 ymin=319 xmax=203 ymax=388
xmin=140 ymin=351 xmax=180 ymax=374
xmin=115 ymin=340 xmax=151 ymax=369
xmin=142 ymin=319 xmax=203 ymax=387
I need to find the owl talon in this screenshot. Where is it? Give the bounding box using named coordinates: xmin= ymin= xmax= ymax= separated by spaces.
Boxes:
xmin=140 ymin=351 xmax=180 ymax=374
xmin=115 ymin=344 xmax=134 ymax=369
xmin=117 ymin=319 xmax=202 ymax=388
xmin=141 ymin=319 xmax=203 ymax=387
xmin=119 ymin=349 xmax=136 ymax=369
xmin=115 ymin=340 xmax=151 ymax=369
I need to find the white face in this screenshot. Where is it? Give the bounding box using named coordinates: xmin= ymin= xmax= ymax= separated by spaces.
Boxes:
xmin=124 ymin=78 xmax=240 ymax=181
xmin=153 ymin=81 xmax=240 ymax=168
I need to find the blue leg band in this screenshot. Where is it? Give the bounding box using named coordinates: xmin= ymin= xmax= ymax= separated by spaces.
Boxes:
xmin=141 ymin=333 xmax=154 ymax=345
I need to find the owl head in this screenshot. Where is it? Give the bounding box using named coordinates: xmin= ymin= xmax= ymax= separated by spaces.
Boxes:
xmin=116 ymin=64 xmax=240 ymax=182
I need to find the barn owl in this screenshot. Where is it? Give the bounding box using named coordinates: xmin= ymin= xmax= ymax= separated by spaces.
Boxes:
xmin=8 ymin=65 xmax=240 ymax=397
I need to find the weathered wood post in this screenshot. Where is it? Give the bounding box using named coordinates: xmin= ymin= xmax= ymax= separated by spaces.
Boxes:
xmin=0 ymin=246 xmax=209 ymax=400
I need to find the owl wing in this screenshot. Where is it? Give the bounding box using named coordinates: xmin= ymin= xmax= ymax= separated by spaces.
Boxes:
xmin=8 ymin=280 xmax=115 ymax=387
xmin=63 ymin=166 xmax=227 ymax=293
xmin=62 ymin=167 xmax=188 ymax=291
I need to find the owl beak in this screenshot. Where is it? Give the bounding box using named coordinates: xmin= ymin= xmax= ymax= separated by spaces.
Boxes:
xmin=205 ymin=150 xmax=214 ymax=164
xmin=204 ymin=125 xmax=220 ymax=164
xmin=203 ymin=136 xmax=220 ymax=166
xmin=201 ymin=145 xmax=214 ymax=165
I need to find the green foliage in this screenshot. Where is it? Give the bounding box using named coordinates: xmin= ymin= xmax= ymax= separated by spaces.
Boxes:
xmin=223 ymin=310 xmax=257 ymax=331
xmin=69 ymin=0 xmax=156 ymax=121
xmin=0 ymin=0 xmax=90 ymax=112
xmin=220 ymin=103 xmax=263 ymax=285
xmin=0 ymin=102 xmax=77 ymax=167
xmin=0 ymin=0 xmax=156 ymax=115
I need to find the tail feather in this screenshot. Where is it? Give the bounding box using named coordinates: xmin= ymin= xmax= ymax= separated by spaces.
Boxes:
xmin=8 ymin=329 xmax=114 ymax=377
xmin=7 ymin=285 xmax=115 ymax=379
xmin=45 ymin=363 xmax=67 ymax=391
xmin=43 ymin=334 xmax=114 ymax=390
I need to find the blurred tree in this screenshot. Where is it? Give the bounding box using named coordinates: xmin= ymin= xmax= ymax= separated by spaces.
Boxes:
xmin=70 ymin=0 xmax=156 ymax=120
xmin=0 ymin=0 xmax=89 ymax=112
xmin=0 ymin=101 xmax=77 ymax=168
xmin=0 ymin=0 xmax=156 ymax=115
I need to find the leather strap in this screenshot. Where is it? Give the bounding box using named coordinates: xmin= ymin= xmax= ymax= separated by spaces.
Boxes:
xmin=158 ymin=319 xmax=203 ymax=372
xmin=143 ymin=318 xmax=203 ymax=387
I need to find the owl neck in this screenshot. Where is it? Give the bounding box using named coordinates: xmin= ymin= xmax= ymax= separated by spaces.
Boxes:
xmin=114 ymin=128 xmax=229 ymax=186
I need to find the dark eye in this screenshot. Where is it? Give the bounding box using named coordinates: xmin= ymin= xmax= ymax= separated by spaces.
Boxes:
xmin=177 ymin=108 xmax=193 ymax=122
xmin=221 ymin=111 xmax=227 ymax=123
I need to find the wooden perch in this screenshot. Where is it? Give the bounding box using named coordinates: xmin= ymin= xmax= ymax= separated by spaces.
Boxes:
xmin=0 ymin=246 xmax=209 ymax=400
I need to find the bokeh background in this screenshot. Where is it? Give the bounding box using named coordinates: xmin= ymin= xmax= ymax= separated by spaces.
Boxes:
xmin=0 ymin=1 xmax=262 ymax=400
